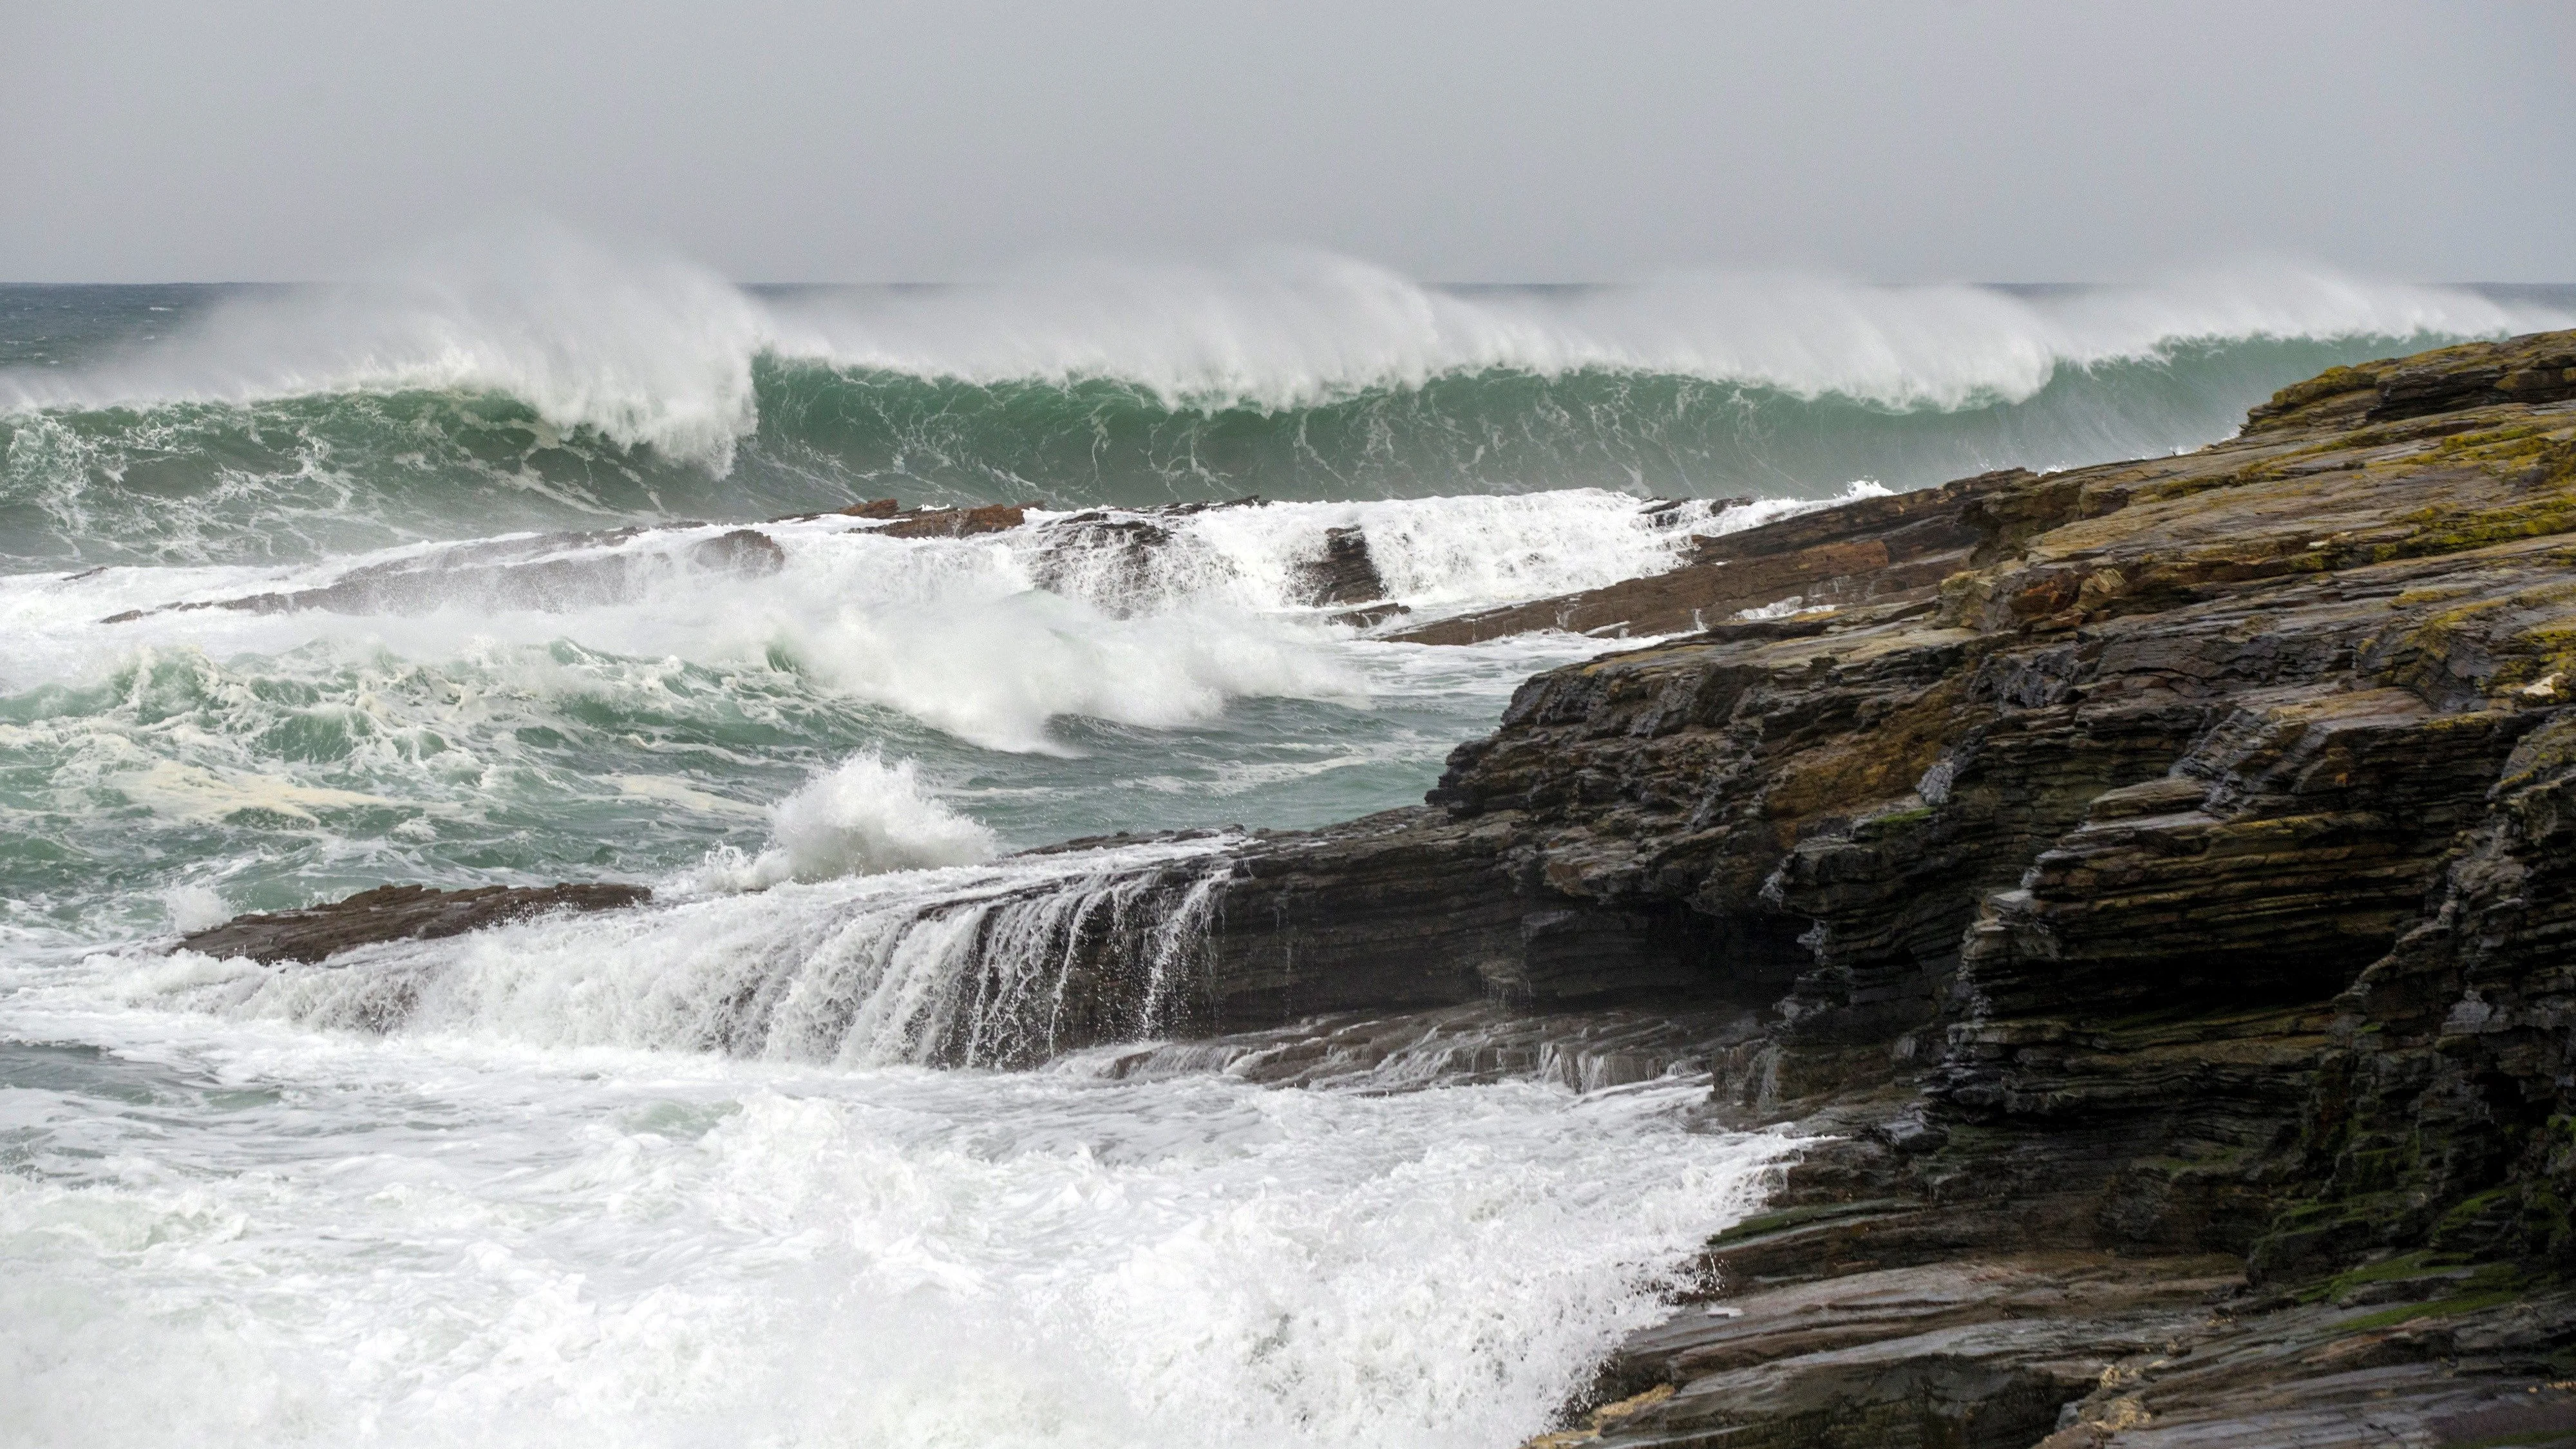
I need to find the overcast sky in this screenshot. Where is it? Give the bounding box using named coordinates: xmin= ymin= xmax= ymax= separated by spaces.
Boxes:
xmin=6 ymin=1 xmax=2571 ymax=283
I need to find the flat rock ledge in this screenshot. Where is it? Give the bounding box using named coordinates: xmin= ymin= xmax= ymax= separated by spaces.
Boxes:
xmin=176 ymin=882 xmax=651 ymax=964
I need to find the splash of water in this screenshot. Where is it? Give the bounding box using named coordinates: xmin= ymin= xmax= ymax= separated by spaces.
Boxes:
xmin=689 ymin=752 xmax=999 ymax=889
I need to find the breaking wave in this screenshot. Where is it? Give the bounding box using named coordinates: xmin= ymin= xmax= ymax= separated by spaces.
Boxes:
xmin=5 ymin=234 xmax=2564 ymax=566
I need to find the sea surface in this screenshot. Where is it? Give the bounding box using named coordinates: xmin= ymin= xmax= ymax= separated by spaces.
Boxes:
xmin=4 ymin=240 xmax=2568 ymax=1447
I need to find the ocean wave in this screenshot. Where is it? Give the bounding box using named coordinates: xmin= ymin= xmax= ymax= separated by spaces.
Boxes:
xmin=9 ymin=234 xmax=2562 ymax=428
xmin=3 ymin=235 xmax=2566 ymax=566
xmin=765 ymin=254 xmax=2564 ymax=412
xmin=0 ymin=339 xmax=2513 ymax=568
xmin=5 ymin=230 xmax=768 ymax=467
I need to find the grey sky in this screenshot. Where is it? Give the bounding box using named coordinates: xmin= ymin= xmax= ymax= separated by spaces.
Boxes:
xmin=6 ymin=1 xmax=2571 ymax=283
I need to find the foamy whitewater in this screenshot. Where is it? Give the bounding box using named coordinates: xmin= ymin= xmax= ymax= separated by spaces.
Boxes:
xmin=4 ymin=242 xmax=2569 ymax=1447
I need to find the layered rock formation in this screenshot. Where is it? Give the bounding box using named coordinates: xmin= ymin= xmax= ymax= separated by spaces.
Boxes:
xmin=176 ymin=330 xmax=2576 ymax=1445
xmin=1459 ymin=329 xmax=2576 ymax=1446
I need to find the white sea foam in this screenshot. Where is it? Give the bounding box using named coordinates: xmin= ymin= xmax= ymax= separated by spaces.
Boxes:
xmin=1012 ymin=484 xmax=1893 ymax=622
xmin=159 ymin=884 xmax=232 ymax=933
xmin=30 ymin=855 xmax=1667 ymax=1446
xmin=5 ymin=229 xmax=2563 ymax=465
xmin=1101 ymin=491 xmax=1723 ymax=613
xmin=0 ymin=486 xmax=1797 ymax=755
xmin=0 ymin=522 xmax=1373 ymax=754
xmin=1733 ymin=596 xmax=1839 ymax=622
xmin=0 ymin=994 xmax=1799 ymax=1449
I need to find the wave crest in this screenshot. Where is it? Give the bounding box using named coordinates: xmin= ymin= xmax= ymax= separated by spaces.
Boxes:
xmin=10 ymin=236 xmax=2565 ymax=445
xmin=3 ymin=240 xmax=2566 ymax=567
xmin=770 ymin=254 xmax=2564 ymax=413
xmin=5 ymin=226 xmax=768 ymax=469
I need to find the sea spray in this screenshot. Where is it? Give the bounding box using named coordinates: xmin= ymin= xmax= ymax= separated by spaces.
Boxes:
xmin=688 ymin=751 xmax=999 ymax=889
xmin=5 ymin=225 xmax=770 ymax=468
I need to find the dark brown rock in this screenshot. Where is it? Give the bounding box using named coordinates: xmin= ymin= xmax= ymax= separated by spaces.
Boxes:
xmin=688 ymin=528 xmax=787 ymax=575
xmin=876 ymin=502 xmax=1029 ymax=537
xmin=1573 ymin=1249 xmax=2239 ymax=1449
xmin=1293 ymin=526 xmax=1388 ymax=607
xmin=178 ymin=882 xmax=651 ymax=963
xmin=1023 ymin=328 xmax=2576 ymax=1447
xmin=1486 ymin=329 xmax=2576 ymax=1448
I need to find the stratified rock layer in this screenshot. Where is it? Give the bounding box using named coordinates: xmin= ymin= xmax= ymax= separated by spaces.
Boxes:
xmin=1465 ymin=328 xmax=2576 ymax=1448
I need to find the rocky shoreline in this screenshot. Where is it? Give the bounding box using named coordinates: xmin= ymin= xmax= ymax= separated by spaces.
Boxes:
xmin=181 ymin=329 xmax=2576 ymax=1446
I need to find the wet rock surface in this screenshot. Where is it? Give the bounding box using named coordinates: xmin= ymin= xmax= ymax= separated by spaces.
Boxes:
xmin=1082 ymin=1001 xmax=1768 ymax=1092
xmin=177 ymin=882 xmax=653 ymax=964
xmin=1297 ymin=524 xmax=1390 ymax=606
xmin=874 ymin=501 xmax=1034 ymax=537
xmin=1501 ymin=329 xmax=2576 ymax=1448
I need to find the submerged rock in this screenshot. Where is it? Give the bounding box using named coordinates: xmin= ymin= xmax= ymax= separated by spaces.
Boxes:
xmin=687 ymin=527 xmax=788 ymax=574
xmin=1023 ymin=510 xmax=1180 ymax=603
xmin=103 ymin=526 xmax=785 ymax=622
xmin=876 ymin=502 xmax=1032 ymax=537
